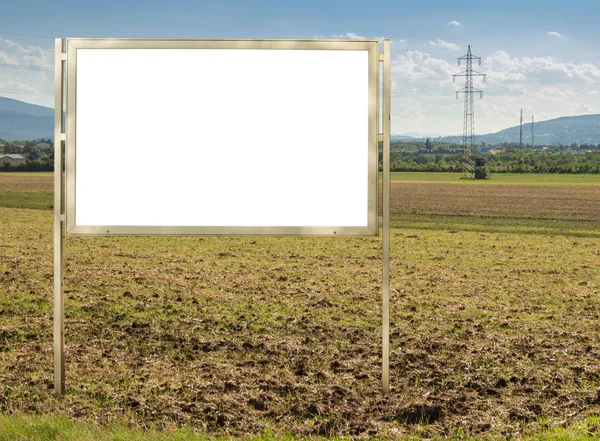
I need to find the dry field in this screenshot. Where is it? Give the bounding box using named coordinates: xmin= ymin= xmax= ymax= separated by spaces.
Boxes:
xmin=0 ymin=172 xmax=53 ymax=192
xmin=0 ymin=172 xmax=53 ymax=210
xmin=391 ymin=181 xmax=600 ymax=220
xmin=0 ymin=172 xmax=599 ymax=439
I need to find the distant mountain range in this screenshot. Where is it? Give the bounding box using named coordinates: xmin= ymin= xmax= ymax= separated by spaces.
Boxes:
xmin=394 ymin=114 xmax=600 ymax=146
xmin=1 ymin=96 xmax=600 ymax=146
xmin=0 ymin=97 xmax=53 ymax=141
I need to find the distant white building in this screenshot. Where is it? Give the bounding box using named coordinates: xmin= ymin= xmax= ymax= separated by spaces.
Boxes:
xmin=35 ymin=142 xmax=51 ymax=149
xmin=0 ymin=154 xmax=26 ymax=165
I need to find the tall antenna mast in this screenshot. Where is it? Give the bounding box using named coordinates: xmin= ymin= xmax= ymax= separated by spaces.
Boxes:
xmin=531 ymin=115 xmax=534 ymax=148
xmin=519 ymin=109 xmax=523 ymax=151
xmin=453 ymin=45 xmax=486 ymax=179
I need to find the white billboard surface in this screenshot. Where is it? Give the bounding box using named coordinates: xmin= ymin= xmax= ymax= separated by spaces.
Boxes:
xmin=66 ymin=40 xmax=378 ymax=235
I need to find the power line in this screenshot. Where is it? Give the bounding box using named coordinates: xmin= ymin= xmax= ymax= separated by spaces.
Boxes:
xmin=392 ymin=84 xmax=449 ymax=93
xmin=0 ymin=61 xmax=53 ymax=72
xmin=0 ymin=30 xmax=54 ymax=40
xmin=390 ymin=47 xmax=463 ymax=53
xmin=0 ymin=88 xmax=53 ymax=96
xmin=0 ymin=110 xmax=53 ymax=117
xmin=481 ymin=97 xmax=523 ymax=112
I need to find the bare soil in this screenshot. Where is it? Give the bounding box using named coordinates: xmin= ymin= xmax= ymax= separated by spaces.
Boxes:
xmin=0 ymin=173 xmax=53 ymax=192
xmin=390 ymin=181 xmax=600 ymax=220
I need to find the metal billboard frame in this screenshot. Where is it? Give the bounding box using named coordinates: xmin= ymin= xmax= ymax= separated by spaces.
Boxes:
xmin=54 ymin=38 xmax=391 ymax=394
xmin=65 ymin=38 xmax=379 ymax=236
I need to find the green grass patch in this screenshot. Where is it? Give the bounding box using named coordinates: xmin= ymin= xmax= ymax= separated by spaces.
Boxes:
xmin=2 ymin=413 xmax=600 ymax=440
xmin=389 ymin=171 xmax=600 ymax=184
xmin=0 ymin=172 xmax=53 ymax=210
xmin=0 ymin=414 xmax=216 ymax=441
xmin=0 ymin=190 xmax=53 ymax=210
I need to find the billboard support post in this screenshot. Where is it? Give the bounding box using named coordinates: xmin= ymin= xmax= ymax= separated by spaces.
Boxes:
xmin=54 ymin=38 xmax=66 ymax=395
xmin=381 ymin=39 xmax=391 ymax=394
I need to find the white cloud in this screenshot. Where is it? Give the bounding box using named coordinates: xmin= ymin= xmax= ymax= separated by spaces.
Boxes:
xmin=345 ymin=32 xmax=366 ymax=40
xmin=328 ymin=32 xmax=366 ymax=40
xmin=427 ymin=39 xmax=459 ymax=50
xmin=373 ymin=36 xmax=389 ymax=45
xmin=447 ymin=20 xmax=461 ymax=27
xmin=316 ymin=33 xmax=394 ymax=48
xmin=536 ymin=87 xmax=568 ymax=99
xmin=0 ymin=39 xmax=52 ymax=69
xmin=485 ymin=50 xmax=527 ymax=82
xmin=0 ymin=80 xmax=38 ymax=91
xmin=484 ymin=50 xmax=600 ymax=85
xmin=0 ymin=39 xmax=54 ymax=106
xmin=315 ymin=32 xmax=395 ymax=45
xmin=396 ymin=39 xmax=407 ymax=44
xmin=392 ymin=50 xmax=454 ymax=80
xmin=547 ymin=31 xmax=566 ymax=38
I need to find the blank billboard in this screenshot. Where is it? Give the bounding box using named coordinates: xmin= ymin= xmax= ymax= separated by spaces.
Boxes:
xmin=65 ymin=39 xmax=379 ymax=236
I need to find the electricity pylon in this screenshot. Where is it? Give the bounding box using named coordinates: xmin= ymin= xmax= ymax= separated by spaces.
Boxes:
xmin=453 ymin=45 xmax=486 ymax=179
xmin=519 ymin=109 xmax=523 ymax=151
xmin=531 ymin=115 xmax=534 ymax=148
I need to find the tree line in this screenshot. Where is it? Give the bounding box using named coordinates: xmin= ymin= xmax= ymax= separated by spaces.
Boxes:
xmin=0 ymin=139 xmax=54 ymax=172
xmin=387 ymin=150 xmax=600 ymax=174
xmin=2 ymin=138 xmax=600 ymax=174
xmin=385 ymin=141 xmax=600 ymax=174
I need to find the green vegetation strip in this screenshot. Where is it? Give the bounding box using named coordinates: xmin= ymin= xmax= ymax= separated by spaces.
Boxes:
xmin=0 ymin=191 xmax=53 ymax=210
xmin=389 ymin=172 xmax=600 ymax=184
xmin=2 ymin=414 xmax=600 ymax=441
xmin=0 ymin=415 xmax=209 ymax=441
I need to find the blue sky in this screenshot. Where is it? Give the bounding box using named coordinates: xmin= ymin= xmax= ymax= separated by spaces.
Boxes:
xmin=2 ymin=0 xmax=600 ymax=135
